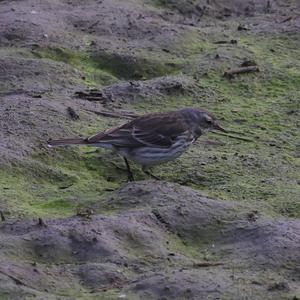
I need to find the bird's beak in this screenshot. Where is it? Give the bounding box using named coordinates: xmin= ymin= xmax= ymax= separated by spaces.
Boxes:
xmin=214 ymin=123 xmax=227 ymax=133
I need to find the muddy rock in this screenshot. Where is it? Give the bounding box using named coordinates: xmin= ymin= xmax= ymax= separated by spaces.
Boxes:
xmin=75 ymin=75 xmax=197 ymax=105
xmin=0 ymin=182 xmax=299 ymax=299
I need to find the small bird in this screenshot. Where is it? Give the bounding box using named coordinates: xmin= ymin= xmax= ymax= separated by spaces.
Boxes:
xmin=48 ymin=107 xmax=226 ymax=181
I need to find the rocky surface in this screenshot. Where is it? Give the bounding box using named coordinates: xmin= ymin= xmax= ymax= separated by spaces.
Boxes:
xmin=0 ymin=182 xmax=299 ymax=299
xmin=0 ymin=0 xmax=299 ymax=299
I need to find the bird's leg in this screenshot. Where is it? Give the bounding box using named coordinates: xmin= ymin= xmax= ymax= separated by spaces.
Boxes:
xmin=123 ymin=157 xmax=135 ymax=182
xmin=142 ymin=166 xmax=161 ymax=180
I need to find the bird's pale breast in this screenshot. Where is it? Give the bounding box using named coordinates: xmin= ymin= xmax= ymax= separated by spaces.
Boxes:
xmin=124 ymin=134 xmax=195 ymax=166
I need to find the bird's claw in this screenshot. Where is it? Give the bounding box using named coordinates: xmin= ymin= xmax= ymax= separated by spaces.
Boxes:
xmin=142 ymin=168 xmax=161 ymax=180
xmin=127 ymin=173 xmax=135 ymax=182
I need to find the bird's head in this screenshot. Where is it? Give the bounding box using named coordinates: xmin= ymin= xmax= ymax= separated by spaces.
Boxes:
xmin=199 ymin=111 xmax=227 ymax=133
xmin=182 ymin=108 xmax=227 ymax=134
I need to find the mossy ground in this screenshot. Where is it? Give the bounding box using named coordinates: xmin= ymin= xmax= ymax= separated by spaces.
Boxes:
xmin=1 ymin=30 xmax=299 ymax=220
xmin=1 ymin=1 xmax=300 ymax=299
xmin=32 ymin=47 xmax=118 ymax=87
xmin=133 ymin=31 xmax=300 ymax=217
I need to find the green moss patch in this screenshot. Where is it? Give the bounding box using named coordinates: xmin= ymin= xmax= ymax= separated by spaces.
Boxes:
xmin=32 ymin=46 xmax=182 ymax=83
xmin=91 ymin=50 xmax=182 ymax=80
xmin=132 ymin=32 xmax=300 ymax=217
xmin=32 ymin=47 xmax=117 ymax=87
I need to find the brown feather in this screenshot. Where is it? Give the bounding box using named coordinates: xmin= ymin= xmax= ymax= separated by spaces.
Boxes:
xmin=47 ymin=108 xmax=223 ymax=156
xmin=86 ymin=111 xmax=190 ymax=148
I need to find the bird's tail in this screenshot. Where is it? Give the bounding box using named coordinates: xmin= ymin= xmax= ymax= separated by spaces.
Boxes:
xmin=47 ymin=138 xmax=87 ymax=147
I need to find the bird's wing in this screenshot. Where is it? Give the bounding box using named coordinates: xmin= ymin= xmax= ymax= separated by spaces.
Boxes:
xmin=87 ymin=113 xmax=189 ymax=148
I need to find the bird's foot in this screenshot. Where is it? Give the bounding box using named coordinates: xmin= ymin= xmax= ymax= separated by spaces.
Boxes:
xmin=110 ymin=162 xmax=135 ymax=181
xmin=127 ymin=172 xmax=135 ymax=182
xmin=142 ymin=167 xmax=161 ymax=180
xmin=110 ymin=162 xmax=127 ymax=172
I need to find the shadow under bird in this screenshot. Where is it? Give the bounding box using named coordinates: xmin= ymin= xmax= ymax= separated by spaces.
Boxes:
xmin=48 ymin=107 xmax=226 ymax=181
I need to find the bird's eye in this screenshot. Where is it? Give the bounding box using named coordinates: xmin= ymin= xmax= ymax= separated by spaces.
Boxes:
xmin=205 ymin=117 xmax=213 ymax=124
xmin=204 ymin=114 xmax=214 ymax=125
